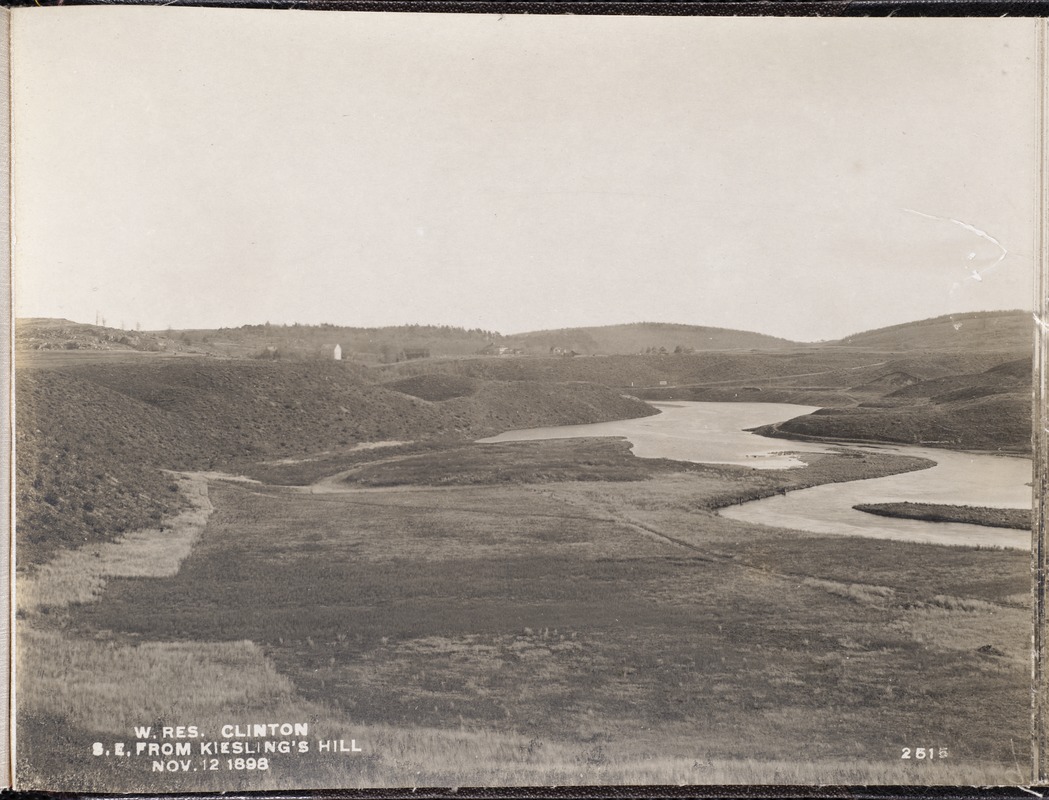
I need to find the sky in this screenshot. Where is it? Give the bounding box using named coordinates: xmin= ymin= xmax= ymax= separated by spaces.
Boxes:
xmin=10 ymin=10 xmax=1042 ymax=342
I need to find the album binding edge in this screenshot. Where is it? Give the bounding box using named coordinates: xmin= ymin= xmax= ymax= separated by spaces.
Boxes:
xmin=2 ymin=3 xmax=13 ymax=792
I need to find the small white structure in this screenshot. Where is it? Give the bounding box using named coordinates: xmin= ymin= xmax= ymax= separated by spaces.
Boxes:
xmin=333 ymin=344 xmax=342 ymax=361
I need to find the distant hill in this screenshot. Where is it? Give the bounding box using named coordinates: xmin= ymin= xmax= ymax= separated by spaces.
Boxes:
xmin=16 ymin=318 xmax=803 ymax=361
xmin=18 ymin=312 xmax=1032 ymax=361
xmin=828 ymin=310 xmax=1031 ymax=352
xmin=16 ymin=318 xmax=198 ymax=355
xmin=507 ymin=322 xmax=798 ymax=354
xmin=169 ymin=320 xmax=799 ymax=359
xmin=14 ymin=318 xmax=506 ymax=362
xmin=167 ymin=323 xmax=504 ymax=362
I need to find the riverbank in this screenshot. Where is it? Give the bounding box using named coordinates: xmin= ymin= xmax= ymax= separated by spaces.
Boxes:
xmin=750 ymin=420 xmax=1031 ymax=457
xmin=854 ymin=502 xmax=1031 ymax=531
xmin=702 ymin=450 xmax=935 ymax=511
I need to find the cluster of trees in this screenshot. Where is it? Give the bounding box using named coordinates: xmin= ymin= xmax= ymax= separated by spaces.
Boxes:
xmin=641 ymin=345 xmax=697 ymax=355
xmin=228 ymin=322 xmax=504 ymax=339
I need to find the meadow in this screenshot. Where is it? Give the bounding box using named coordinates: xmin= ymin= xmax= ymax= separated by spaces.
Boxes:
xmin=16 ymin=438 xmax=1032 ymax=790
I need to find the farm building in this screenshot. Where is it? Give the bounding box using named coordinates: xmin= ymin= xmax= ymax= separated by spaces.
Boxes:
xmin=550 ymin=347 xmax=579 ymax=357
xmin=480 ymin=343 xmax=524 ymax=356
xmin=400 ymin=347 xmax=430 ymax=361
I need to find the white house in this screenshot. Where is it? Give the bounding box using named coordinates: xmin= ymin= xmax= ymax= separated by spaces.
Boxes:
xmin=333 ymin=344 xmax=342 ymax=361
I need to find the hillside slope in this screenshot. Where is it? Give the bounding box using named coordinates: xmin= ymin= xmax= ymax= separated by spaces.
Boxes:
xmin=16 ymin=318 xmax=200 ymax=355
xmin=755 ymin=359 xmax=1033 ymax=452
xmin=381 ymin=349 xmax=1021 ymax=396
xmin=16 ymin=360 xmax=654 ymax=566
xmin=829 ymin=310 xmax=1030 ymax=352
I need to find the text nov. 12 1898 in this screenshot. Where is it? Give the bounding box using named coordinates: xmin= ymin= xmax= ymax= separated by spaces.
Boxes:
xmin=92 ymin=722 xmax=362 ymax=773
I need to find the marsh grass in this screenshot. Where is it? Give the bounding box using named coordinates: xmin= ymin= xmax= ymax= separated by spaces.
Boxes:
xmin=17 ymin=628 xmax=298 ymax=734
xmin=18 ymin=473 xmax=211 ymax=613
xmin=854 ymin=503 xmax=1030 ymax=531
xmin=74 ymin=476 xmax=1030 ymax=779
xmin=929 ymin=595 xmax=1000 ymax=613
xmin=801 ymin=578 xmax=896 ymax=606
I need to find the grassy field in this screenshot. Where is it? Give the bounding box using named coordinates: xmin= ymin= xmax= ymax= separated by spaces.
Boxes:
xmin=17 ymin=438 xmax=1031 ymax=791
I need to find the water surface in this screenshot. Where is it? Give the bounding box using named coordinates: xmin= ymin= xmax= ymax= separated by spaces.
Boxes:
xmin=720 ymin=443 xmax=1031 ymax=549
xmin=480 ymin=401 xmax=1032 ymax=549
xmin=481 ymin=402 xmax=828 ymax=469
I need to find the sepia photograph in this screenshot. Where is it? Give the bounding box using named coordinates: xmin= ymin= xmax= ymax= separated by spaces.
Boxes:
xmin=7 ymin=8 xmax=1045 ymax=790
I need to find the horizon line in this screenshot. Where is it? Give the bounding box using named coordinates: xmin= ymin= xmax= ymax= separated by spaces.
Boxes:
xmin=13 ymin=308 xmax=1032 ymax=347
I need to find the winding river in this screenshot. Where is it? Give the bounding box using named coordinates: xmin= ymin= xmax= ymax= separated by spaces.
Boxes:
xmin=480 ymin=401 xmax=1033 ymax=550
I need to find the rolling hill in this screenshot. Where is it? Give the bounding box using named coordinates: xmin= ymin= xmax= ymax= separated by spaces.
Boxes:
xmin=16 ymin=318 xmax=805 ymax=362
xmin=17 ymin=311 xmax=1033 ymax=362
xmin=748 ymin=312 xmax=1034 ymax=450
xmin=15 ymin=360 xmax=654 ymax=566
xmin=165 ymin=320 xmax=801 ymax=359
xmin=16 ymin=318 xmax=198 ymax=356
xmin=506 ymin=322 xmax=798 ymax=354
xmin=755 ymin=357 xmax=1033 ymax=452
xmin=828 ymin=310 xmax=1031 ymax=352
